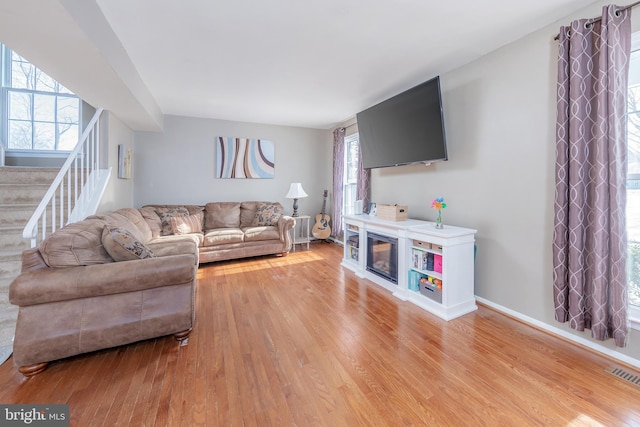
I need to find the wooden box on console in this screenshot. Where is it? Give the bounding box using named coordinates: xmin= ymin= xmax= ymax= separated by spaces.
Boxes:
xmin=376 ymin=204 xmax=408 ymax=221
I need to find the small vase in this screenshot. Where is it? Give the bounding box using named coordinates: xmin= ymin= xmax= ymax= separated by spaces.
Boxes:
xmin=435 ymin=210 xmax=443 ymax=229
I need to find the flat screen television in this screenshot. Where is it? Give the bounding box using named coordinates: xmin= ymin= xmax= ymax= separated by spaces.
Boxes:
xmin=356 ymin=76 xmax=447 ymax=169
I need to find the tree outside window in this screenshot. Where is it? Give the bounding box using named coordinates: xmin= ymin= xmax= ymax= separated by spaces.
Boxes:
xmin=2 ymin=45 xmax=79 ymax=151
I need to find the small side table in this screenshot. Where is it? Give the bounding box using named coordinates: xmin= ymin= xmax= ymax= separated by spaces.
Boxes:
xmin=292 ymin=215 xmax=310 ymax=251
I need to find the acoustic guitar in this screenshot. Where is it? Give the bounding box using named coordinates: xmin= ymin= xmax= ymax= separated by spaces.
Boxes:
xmin=312 ymin=190 xmax=331 ymax=239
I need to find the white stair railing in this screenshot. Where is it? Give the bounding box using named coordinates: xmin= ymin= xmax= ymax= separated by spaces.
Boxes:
xmin=23 ymin=108 xmax=111 ymax=247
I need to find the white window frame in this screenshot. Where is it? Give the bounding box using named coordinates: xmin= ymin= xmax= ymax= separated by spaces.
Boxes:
xmin=343 ymin=133 xmax=360 ymax=216
xmin=0 ymin=43 xmax=80 ymax=154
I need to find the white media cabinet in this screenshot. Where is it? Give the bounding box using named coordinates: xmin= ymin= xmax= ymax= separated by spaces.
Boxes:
xmin=341 ymin=214 xmax=477 ymax=320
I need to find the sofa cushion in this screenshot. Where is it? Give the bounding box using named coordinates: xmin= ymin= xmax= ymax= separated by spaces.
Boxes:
xmin=205 ymin=202 xmax=241 ymax=229
xmin=112 ymin=208 xmax=153 ymax=242
xmin=171 ymin=213 xmax=203 ymax=235
xmin=21 ymin=248 xmax=49 ymax=273
xmin=164 ymin=204 xmax=205 ymax=216
xmin=146 ymin=240 xmax=199 ymax=259
xmin=102 ymin=226 xmax=156 ymax=262
xmin=252 ymin=203 xmax=283 ymax=226
xmin=139 ymin=206 xmax=163 ymax=238
xmin=90 ymin=208 xmax=150 ymax=243
xmin=243 ymin=226 xmax=281 ymax=242
xmin=155 ymin=207 xmax=190 ymax=236
xmin=39 ymin=219 xmax=113 ymax=267
xmin=240 ymin=201 xmax=259 ymax=227
xmin=150 ymin=233 xmax=204 ymax=248
xmin=203 ymin=228 xmax=244 ymax=246
xmin=141 ymin=205 xmax=205 ymax=238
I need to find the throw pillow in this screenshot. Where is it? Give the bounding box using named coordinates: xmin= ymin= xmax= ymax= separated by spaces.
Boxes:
xmin=205 ymin=202 xmax=241 ymax=229
xmin=170 ymin=213 xmax=203 ymax=235
xmin=252 ymin=203 xmax=282 ymax=226
xmin=102 ymin=225 xmax=156 ymax=261
xmin=155 ymin=207 xmax=190 ymax=236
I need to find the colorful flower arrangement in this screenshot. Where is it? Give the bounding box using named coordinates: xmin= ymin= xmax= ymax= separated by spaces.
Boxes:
xmin=431 ymin=197 xmax=447 ymax=211
xmin=431 ymin=197 xmax=446 ymax=228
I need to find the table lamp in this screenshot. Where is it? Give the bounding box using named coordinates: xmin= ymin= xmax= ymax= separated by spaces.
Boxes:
xmin=285 ymin=183 xmax=308 ymax=217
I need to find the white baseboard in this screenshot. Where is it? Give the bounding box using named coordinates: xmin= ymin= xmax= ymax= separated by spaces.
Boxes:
xmin=475 ymin=296 xmax=640 ymax=370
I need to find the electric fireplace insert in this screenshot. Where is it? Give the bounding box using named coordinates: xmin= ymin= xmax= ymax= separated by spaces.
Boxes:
xmin=366 ymin=232 xmax=398 ymax=284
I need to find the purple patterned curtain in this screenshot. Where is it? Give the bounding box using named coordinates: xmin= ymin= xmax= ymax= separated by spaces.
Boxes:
xmin=332 ymin=128 xmax=345 ymax=239
xmin=553 ymin=5 xmax=631 ymax=347
xmin=356 ymin=142 xmax=370 ymax=210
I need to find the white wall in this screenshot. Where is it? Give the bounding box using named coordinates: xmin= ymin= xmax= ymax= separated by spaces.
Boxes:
xmin=97 ymin=112 xmax=135 ymax=213
xmin=369 ymin=1 xmax=640 ymax=363
xmin=133 ymin=115 xmax=332 ymax=218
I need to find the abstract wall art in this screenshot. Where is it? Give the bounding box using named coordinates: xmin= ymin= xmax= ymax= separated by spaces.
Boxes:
xmin=118 ymin=144 xmax=132 ymax=179
xmin=216 ymin=137 xmax=275 ymax=179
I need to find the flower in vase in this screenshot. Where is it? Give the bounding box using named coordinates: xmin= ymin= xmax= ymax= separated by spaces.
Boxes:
xmin=431 ymin=197 xmax=446 ymax=228
xmin=431 ymin=197 xmax=447 ymax=211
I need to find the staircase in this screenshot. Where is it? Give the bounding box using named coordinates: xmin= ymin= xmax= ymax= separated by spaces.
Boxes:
xmin=0 ymin=167 xmax=59 ymax=360
xmin=0 ymin=108 xmax=109 ymax=364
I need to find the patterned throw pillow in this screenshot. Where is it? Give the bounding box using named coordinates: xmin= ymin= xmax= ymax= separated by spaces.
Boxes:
xmin=155 ymin=207 xmax=190 ymax=236
xmin=252 ymin=203 xmax=282 ymax=226
xmin=102 ymin=226 xmax=155 ymax=261
xmin=170 ymin=213 xmax=203 ymax=235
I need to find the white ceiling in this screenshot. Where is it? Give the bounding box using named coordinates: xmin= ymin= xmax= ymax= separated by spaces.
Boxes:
xmin=92 ymin=0 xmax=595 ymax=129
xmin=1 ymin=0 xmax=596 ymax=131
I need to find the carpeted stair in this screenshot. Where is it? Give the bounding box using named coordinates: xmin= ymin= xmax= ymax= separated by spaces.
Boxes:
xmin=0 ymin=167 xmax=58 ymax=365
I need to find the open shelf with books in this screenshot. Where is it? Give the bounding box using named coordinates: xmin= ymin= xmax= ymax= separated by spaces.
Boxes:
xmin=344 ymin=224 xmax=361 ymax=265
xmin=404 ymin=228 xmax=476 ymax=320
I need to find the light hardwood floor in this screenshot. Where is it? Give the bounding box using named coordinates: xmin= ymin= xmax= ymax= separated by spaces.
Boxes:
xmin=1 ymin=242 xmax=639 ymax=426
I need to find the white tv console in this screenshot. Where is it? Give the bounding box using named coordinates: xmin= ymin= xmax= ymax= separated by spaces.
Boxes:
xmin=341 ymin=214 xmax=477 ymax=320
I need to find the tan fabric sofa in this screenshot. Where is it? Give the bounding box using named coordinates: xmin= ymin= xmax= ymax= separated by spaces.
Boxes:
xmin=9 ymin=201 xmax=294 ymax=376
xmin=140 ymin=201 xmax=295 ymax=263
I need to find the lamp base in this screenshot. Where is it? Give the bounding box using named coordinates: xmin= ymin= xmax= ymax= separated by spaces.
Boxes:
xmin=292 ymin=198 xmax=299 ymax=217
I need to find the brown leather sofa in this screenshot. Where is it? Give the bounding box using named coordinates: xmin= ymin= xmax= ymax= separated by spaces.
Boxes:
xmin=9 ymin=202 xmax=294 ymax=376
xmin=140 ymin=201 xmax=295 ymax=263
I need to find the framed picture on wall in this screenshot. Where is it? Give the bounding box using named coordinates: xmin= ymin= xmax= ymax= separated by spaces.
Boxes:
xmin=215 ymin=137 xmax=275 ymax=179
xmin=118 ymin=144 xmax=132 ymax=179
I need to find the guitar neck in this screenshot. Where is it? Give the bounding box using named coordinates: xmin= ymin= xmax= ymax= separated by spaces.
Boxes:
xmin=319 ymin=191 xmax=328 ymax=215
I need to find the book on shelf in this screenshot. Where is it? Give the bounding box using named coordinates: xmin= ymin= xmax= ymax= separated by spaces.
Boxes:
xmin=412 ymin=248 xmax=423 ymax=269
xmin=434 ymin=254 xmax=443 ymax=273
xmin=426 ymin=252 xmax=434 ymax=271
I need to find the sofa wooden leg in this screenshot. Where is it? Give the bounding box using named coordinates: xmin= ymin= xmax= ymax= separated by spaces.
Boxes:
xmin=19 ymin=362 xmax=49 ymax=377
xmin=173 ymin=329 xmax=192 ymax=341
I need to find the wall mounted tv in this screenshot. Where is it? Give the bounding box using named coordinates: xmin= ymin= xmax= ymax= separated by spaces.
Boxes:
xmin=356 ymin=76 xmax=447 ymax=169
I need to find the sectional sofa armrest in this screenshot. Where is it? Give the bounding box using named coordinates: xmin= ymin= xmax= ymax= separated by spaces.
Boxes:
xmin=277 ymin=215 xmax=295 ymax=250
xmin=9 ymin=254 xmax=196 ymax=307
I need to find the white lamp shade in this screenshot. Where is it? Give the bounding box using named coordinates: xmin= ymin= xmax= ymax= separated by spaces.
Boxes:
xmin=285 ymin=183 xmax=308 ymax=199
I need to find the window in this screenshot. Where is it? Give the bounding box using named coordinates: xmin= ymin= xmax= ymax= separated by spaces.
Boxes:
xmin=627 ymin=34 xmax=640 ymax=324
xmin=1 ymin=43 xmax=79 ymax=151
xmin=343 ymin=133 xmax=359 ymax=216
